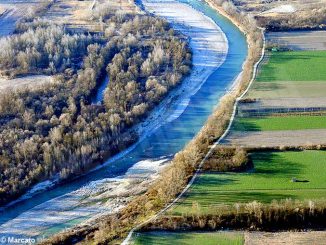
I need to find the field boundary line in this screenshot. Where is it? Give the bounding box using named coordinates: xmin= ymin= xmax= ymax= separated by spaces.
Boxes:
xmin=121 ymin=13 xmax=266 ymax=245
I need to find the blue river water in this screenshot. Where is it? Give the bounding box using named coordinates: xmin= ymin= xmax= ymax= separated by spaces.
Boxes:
xmin=92 ymin=76 xmax=109 ymax=104
xmin=0 ymin=0 xmax=247 ymax=234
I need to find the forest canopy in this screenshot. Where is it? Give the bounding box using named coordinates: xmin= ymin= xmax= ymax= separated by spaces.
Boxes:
xmin=0 ymin=10 xmax=191 ymax=205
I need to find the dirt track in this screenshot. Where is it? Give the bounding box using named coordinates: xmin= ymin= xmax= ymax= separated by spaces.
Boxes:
xmin=222 ymin=129 xmax=326 ymax=148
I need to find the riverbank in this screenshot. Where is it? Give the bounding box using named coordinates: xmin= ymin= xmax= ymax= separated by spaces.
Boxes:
xmin=121 ymin=0 xmax=264 ymax=243
xmin=133 ymin=0 xmax=228 ymax=138
xmin=40 ymin=0 xmax=251 ymax=243
xmin=0 ymin=0 xmax=229 ymax=241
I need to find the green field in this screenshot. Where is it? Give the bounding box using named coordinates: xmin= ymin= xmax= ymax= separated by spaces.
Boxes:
xmin=256 ymin=51 xmax=326 ymax=82
xmin=232 ymin=115 xmax=326 ymax=131
xmin=132 ymin=231 xmax=244 ymax=245
xmin=172 ymin=151 xmax=326 ymax=214
xmin=246 ymin=51 xmax=326 ymax=99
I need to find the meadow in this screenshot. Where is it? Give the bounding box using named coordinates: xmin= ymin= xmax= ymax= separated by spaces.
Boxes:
xmin=256 ymin=51 xmax=326 ymax=82
xmin=172 ymin=151 xmax=326 ymax=214
xmin=246 ymin=50 xmax=326 ymax=99
xmin=132 ymin=231 xmax=244 ymax=245
xmin=232 ymin=115 xmax=326 ymax=131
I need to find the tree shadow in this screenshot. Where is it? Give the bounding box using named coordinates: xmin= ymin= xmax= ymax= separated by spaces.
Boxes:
xmin=210 ymin=191 xmax=296 ymax=205
xmin=251 ymin=152 xmax=304 ymax=179
xmin=231 ymin=118 xmax=261 ymax=131
xmin=256 ymin=52 xmax=326 ymax=82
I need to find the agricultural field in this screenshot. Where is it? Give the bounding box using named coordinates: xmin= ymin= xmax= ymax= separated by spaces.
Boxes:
xmin=172 ymin=151 xmax=326 ymax=214
xmin=132 ymin=231 xmax=244 ymax=245
xmin=245 ymin=231 xmax=326 ymax=245
xmin=222 ymin=129 xmax=326 ymax=148
xmin=132 ymin=231 xmax=326 ymax=245
xmin=232 ymin=115 xmax=326 ymax=131
xmin=245 ymin=82 xmax=326 ymax=99
xmin=225 ymin=49 xmax=326 ymax=147
xmin=256 ymin=51 xmax=326 ymax=82
xmin=266 ymin=31 xmax=326 ymax=51
xmin=246 ymin=50 xmax=326 ymax=99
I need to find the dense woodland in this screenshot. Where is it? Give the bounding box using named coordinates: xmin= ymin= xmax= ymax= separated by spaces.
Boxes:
xmin=0 ymin=10 xmax=191 ymax=205
xmin=0 ymin=22 xmax=95 ymax=77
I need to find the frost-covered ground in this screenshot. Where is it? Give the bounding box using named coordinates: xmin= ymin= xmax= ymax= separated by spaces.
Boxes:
xmin=0 ymin=1 xmax=56 ymax=91
xmin=0 ymin=75 xmax=55 ymax=93
xmin=261 ymin=4 xmax=296 ymax=15
xmin=0 ymin=0 xmax=49 ymax=37
xmin=0 ymin=0 xmax=228 ymax=240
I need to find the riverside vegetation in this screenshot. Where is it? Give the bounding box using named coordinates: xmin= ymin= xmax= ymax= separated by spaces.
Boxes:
xmin=0 ymin=7 xmax=191 ymax=205
xmin=41 ymin=0 xmax=264 ymax=244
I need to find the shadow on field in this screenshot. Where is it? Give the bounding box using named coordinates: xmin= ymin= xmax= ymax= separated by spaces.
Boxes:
xmin=231 ymin=118 xmax=262 ymax=131
xmin=256 ymin=52 xmax=326 ymax=82
xmin=210 ymin=191 xmax=296 ymax=204
xmin=251 ymin=152 xmax=304 ymax=178
xmin=251 ymin=82 xmax=284 ymax=92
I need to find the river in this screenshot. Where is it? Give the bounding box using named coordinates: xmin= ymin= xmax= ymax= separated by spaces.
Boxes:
xmin=0 ymin=0 xmax=247 ymax=242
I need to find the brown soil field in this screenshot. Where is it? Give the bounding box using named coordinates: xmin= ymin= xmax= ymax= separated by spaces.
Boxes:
xmin=245 ymin=231 xmax=326 ymax=245
xmin=266 ymin=31 xmax=326 ymax=51
xmin=245 ymin=81 xmax=326 ymax=99
xmin=221 ymin=129 xmax=326 ymax=148
xmin=238 ymin=97 xmax=326 ymax=116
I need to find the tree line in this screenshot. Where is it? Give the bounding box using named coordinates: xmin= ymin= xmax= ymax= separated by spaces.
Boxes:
xmin=143 ymin=199 xmax=326 ymax=231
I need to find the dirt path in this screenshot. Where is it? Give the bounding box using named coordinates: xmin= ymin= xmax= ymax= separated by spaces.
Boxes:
xmin=222 ymin=129 xmax=326 ymax=148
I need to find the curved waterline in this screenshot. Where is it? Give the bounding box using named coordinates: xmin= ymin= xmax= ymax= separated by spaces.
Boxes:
xmin=0 ymin=0 xmax=247 ymax=240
